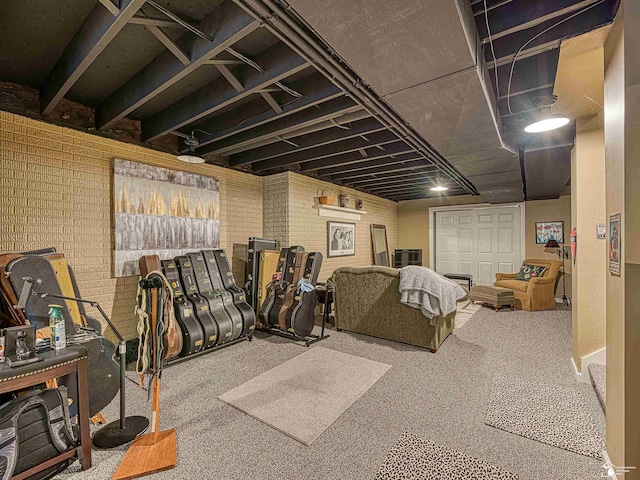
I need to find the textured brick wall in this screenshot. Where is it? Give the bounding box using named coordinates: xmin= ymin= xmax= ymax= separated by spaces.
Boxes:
xmin=284 ymin=172 xmax=399 ymax=281
xmin=262 ymin=172 xmax=290 ymax=248
xmin=0 ymin=111 xmax=262 ymax=341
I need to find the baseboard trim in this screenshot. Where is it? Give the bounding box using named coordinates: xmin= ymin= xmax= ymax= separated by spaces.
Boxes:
xmin=572 ymin=347 xmax=607 ymax=384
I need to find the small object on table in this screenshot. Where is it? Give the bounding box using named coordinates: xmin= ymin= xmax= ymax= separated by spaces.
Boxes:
xmin=469 ymin=285 xmax=515 ymax=311
xmin=4 ymin=325 xmax=42 ymax=367
xmin=443 ymin=273 xmax=473 ymax=291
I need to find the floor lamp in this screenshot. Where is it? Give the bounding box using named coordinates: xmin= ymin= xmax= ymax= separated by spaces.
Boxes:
xmin=545 ymin=239 xmax=570 ymax=306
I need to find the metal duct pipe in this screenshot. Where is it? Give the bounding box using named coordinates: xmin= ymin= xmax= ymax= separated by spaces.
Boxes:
xmin=218 ymin=109 xmax=371 ymax=155
xmin=232 ymin=0 xmax=477 ymax=195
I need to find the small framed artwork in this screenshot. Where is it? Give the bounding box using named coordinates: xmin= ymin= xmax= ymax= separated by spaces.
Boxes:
xmin=535 ymin=221 xmax=564 ymax=244
xmin=609 ymin=213 xmax=621 ymax=276
xmin=327 ymin=221 xmax=355 ymax=257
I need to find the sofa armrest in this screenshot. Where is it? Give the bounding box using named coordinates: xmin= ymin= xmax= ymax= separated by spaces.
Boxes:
xmin=496 ymin=272 xmax=517 ymax=281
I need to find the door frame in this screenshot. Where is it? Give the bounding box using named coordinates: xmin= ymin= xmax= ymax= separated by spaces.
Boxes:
xmin=428 ymin=202 xmax=526 ymax=272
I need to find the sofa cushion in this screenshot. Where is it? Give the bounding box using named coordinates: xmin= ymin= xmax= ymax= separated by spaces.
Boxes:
xmin=495 ymin=279 xmax=529 ymax=292
xmin=515 ymin=264 xmax=547 ymax=282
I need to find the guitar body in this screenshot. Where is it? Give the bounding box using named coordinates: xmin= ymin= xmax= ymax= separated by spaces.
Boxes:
xmin=267 ymin=246 xmax=304 ymax=327
xmin=201 ymin=251 xmax=243 ymax=341
xmin=187 ymin=252 xmax=234 ymax=345
xmin=289 ymin=252 xmax=324 ymax=337
xmin=258 ymin=249 xmax=287 ymax=327
xmin=206 ymin=249 xmax=256 ymax=337
xmin=257 ymin=250 xmax=280 ymax=311
xmin=162 ymin=259 xmax=205 ymax=356
xmin=0 ymin=253 xmax=27 ymax=327
xmin=278 ymin=252 xmax=307 ymax=330
xmin=174 ymin=256 xmax=218 ymax=349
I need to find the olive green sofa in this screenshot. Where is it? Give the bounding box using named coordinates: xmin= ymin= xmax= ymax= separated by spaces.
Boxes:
xmin=328 ymin=266 xmax=456 ymax=352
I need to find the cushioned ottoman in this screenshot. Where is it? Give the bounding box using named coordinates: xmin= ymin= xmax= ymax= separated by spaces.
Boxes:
xmin=470 ymin=285 xmax=515 ymax=311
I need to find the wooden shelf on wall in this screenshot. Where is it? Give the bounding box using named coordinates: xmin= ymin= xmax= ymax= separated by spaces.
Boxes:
xmin=312 ymin=204 xmax=367 ymax=221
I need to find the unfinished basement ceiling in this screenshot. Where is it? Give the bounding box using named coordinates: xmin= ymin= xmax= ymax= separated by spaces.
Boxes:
xmin=0 ymin=0 xmax=620 ymax=202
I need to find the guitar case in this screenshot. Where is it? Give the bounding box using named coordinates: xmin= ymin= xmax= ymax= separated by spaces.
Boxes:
xmin=206 ymin=249 xmax=255 ymax=337
xmin=246 ymin=238 xmax=277 ymax=309
xmin=161 ymin=259 xmax=205 ymax=356
xmin=3 ymin=255 xmax=119 ymax=416
xmin=199 ymin=252 xmax=244 ymax=341
xmin=257 ymin=250 xmax=280 ymax=310
xmin=187 ymin=252 xmax=234 ymax=345
xmin=267 ymin=246 xmax=305 ymax=327
xmin=139 ymin=255 xmax=182 ymax=360
xmin=278 ymin=252 xmax=307 ymax=330
xmin=174 ymin=256 xmax=219 ymax=349
xmin=289 ymin=252 xmax=323 ymax=338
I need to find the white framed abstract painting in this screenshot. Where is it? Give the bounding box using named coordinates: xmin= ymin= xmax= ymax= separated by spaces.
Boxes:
xmin=535 ymin=221 xmax=564 ymax=244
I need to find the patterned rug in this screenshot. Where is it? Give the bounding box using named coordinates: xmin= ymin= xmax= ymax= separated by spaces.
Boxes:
xmin=485 ymin=375 xmax=605 ymax=459
xmin=218 ymin=346 xmax=391 ymax=446
xmin=374 ymin=431 xmax=518 ymax=479
xmin=454 ymin=300 xmax=482 ymax=329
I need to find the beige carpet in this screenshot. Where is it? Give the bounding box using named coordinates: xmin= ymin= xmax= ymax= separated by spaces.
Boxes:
xmin=217 ymin=346 xmax=391 ymax=446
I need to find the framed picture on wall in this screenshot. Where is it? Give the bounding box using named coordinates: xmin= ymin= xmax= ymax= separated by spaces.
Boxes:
xmin=327 ymin=221 xmax=355 ymax=257
xmin=535 ymin=221 xmax=564 ymax=244
xmin=609 ymin=213 xmax=621 ymax=276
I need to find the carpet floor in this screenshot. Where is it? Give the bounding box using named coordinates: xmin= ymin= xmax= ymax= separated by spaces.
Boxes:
xmin=55 ymin=307 xmax=605 ymax=480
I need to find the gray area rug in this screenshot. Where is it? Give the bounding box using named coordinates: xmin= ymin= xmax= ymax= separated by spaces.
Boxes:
xmin=218 ymin=346 xmax=391 ymax=445
xmin=485 ymin=374 xmax=605 ymax=459
xmin=588 ymin=363 xmax=606 ymax=412
xmin=375 ymin=431 xmax=518 ymax=480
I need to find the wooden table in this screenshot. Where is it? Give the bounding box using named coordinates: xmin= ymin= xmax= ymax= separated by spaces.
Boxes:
xmin=0 ymin=346 xmax=92 ymax=479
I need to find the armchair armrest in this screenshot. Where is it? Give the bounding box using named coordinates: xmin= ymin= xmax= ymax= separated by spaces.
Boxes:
xmin=496 ymin=272 xmax=517 ymax=281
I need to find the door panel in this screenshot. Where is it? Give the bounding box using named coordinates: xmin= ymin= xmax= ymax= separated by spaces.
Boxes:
xmin=435 ymin=206 xmax=522 ymax=285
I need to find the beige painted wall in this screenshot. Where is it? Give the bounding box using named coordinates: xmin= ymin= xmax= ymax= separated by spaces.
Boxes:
xmin=0 ymin=111 xmax=263 ymax=341
xmin=399 ymin=195 xmax=572 ymax=296
xmin=571 ymin=116 xmax=607 ymax=371
xmin=604 ymin=2 xmax=640 ymax=473
xmin=263 ymin=172 xmax=399 ymax=281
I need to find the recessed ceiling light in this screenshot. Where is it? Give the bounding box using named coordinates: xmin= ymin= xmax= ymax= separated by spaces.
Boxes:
xmin=431 ymin=186 xmax=448 ymax=192
xmin=524 ymin=114 xmax=570 ymax=133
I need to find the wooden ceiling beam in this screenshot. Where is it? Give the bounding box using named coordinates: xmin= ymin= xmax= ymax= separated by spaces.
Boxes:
xmin=40 ymin=0 xmax=146 ymax=115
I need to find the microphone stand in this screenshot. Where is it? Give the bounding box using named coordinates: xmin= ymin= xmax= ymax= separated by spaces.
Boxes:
xmin=18 ymin=279 xmax=149 ymax=448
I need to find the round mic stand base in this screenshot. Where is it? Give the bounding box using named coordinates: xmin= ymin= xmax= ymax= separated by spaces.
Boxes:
xmin=92 ymin=415 xmax=150 ymax=449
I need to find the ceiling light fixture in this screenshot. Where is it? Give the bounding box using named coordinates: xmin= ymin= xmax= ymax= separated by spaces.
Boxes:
xmin=176 ymin=131 xmax=205 ymax=164
xmin=524 ymin=113 xmax=571 ymax=133
xmin=430 ymin=185 xmax=448 ymax=192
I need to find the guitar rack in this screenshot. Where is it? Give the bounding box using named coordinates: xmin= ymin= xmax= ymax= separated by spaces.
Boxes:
xmin=255 ymin=284 xmax=330 ymax=347
xmin=164 ymin=334 xmax=252 ymax=366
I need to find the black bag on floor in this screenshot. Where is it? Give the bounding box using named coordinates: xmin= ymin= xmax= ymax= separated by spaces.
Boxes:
xmin=0 ymin=387 xmax=77 ymax=480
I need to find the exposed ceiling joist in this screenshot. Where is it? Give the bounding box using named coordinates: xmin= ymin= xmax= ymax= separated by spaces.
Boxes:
xmin=230 ymin=117 xmax=386 ymax=166
xmin=215 ymin=64 xmax=244 ymax=92
xmin=96 ymin=1 xmax=260 ymax=130
xmin=348 ymin=174 xmax=437 ymax=189
xmin=142 ymin=42 xmax=308 ymax=141
xmin=314 ymin=153 xmax=421 ymax=177
xmin=486 ymin=39 xmax=562 ymax=69
xmin=330 ymin=160 xmax=437 ymax=181
xmin=129 ymin=16 xmax=183 ymax=28
xmin=147 ymin=25 xmax=190 ymax=65
xmin=195 ymin=92 xmax=355 ymax=154
xmin=260 ymin=91 xmax=283 ymax=113
xmin=251 ymin=130 xmax=400 ymax=172
xmin=97 ymin=0 xmax=120 ymax=16
xmin=40 ymin=0 xmax=146 ymax=115
xmin=300 ymin=142 xmax=416 ymax=172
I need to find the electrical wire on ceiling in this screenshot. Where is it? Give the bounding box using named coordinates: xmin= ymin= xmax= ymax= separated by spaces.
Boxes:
xmin=483 ymin=0 xmax=500 ymax=100
xmin=506 ymin=0 xmax=606 ymax=115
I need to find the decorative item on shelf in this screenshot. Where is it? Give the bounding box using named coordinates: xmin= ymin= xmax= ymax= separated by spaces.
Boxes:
xmin=545 ymin=239 xmax=570 ymax=306
xmin=338 ymin=193 xmax=350 ymax=208
xmin=317 ymin=190 xmax=335 ymax=206
xmin=355 ymin=198 xmax=364 ymax=211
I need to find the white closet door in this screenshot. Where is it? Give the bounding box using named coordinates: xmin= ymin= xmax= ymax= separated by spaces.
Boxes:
xmin=434 ymin=210 xmax=474 ymax=275
xmin=434 ymin=206 xmax=522 ymax=285
xmin=473 ymin=207 xmax=521 ymax=285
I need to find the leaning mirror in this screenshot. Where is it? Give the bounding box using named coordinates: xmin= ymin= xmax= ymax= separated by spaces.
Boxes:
xmin=371 ymin=224 xmax=389 ymax=266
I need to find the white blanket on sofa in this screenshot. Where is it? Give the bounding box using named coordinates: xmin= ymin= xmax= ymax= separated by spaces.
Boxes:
xmin=399 ymin=266 xmax=467 ymax=320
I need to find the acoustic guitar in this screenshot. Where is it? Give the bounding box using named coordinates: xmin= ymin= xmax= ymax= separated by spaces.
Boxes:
xmin=267 ymin=246 xmax=304 ymax=327
xmin=289 ymin=252 xmax=323 ymax=337
xmin=278 ymin=252 xmax=307 ymax=330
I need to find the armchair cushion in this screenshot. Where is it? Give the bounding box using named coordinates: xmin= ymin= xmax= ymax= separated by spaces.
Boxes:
xmin=515 ymin=264 xmax=547 ymax=282
xmin=494 ymin=279 xmax=529 ymax=293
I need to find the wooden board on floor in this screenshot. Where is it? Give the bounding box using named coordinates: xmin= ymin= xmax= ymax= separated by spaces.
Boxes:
xmin=112 ymin=429 xmax=177 ymax=480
